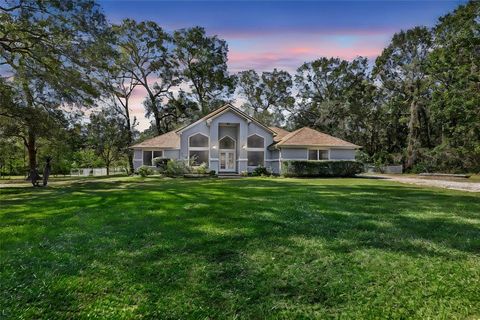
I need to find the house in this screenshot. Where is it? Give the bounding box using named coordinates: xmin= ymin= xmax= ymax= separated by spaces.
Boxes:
xmin=131 ymin=104 xmax=360 ymax=174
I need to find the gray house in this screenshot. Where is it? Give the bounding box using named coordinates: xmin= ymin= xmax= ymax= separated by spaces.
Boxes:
xmin=131 ymin=104 xmax=360 ymax=174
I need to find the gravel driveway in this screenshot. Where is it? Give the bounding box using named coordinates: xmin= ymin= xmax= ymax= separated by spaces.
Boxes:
xmin=365 ymin=174 xmax=480 ymax=193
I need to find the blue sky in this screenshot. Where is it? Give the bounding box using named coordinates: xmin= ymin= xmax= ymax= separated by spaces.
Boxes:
xmin=97 ymin=0 xmax=466 ymax=128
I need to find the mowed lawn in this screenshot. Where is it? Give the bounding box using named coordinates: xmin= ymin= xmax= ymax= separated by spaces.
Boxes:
xmin=1 ymin=177 xmax=479 ymax=319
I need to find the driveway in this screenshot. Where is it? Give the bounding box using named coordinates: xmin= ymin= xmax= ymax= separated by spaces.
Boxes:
xmin=363 ymin=174 xmax=480 ymax=193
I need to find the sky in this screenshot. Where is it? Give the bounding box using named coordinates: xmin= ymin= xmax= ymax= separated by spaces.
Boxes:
xmin=98 ymin=0 xmax=466 ymax=130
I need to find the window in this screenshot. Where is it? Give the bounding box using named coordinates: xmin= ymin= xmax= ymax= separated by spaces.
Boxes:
xmin=308 ymin=149 xmax=329 ymax=160
xmin=219 ymin=136 xmax=235 ymax=149
xmin=189 ymin=150 xmax=208 ymax=166
xmin=143 ymin=150 xmax=163 ymax=166
xmin=189 ymin=133 xmax=208 ymax=148
xmin=247 ymin=134 xmax=264 ymax=148
xmin=247 ymin=151 xmax=264 ymax=166
xmin=143 ymin=151 xmax=152 ymax=166
xmin=188 ymin=133 xmax=209 ymax=166
xmin=308 ymin=150 xmax=317 ymax=160
xmin=247 ymin=134 xmax=265 ymax=167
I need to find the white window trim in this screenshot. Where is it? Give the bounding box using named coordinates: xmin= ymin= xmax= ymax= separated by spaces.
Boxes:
xmin=308 ymin=148 xmax=330 ymax=161
xmin=247 ymin=133 xmax=266 ymax=167
xmin=142 ymin=150 xmax=164 ymax=167
xmin=188 ymin=132 xmax=210 ymax=166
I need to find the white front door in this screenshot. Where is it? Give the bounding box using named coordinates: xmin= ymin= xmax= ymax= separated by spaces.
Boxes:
xmin=219 ymin=151 xmax=235 ymax=172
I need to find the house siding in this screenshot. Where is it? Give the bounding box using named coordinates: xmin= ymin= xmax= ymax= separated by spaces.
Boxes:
xmin=132 ymin=148 xmax=180 ymax=171
xmin=280 ymin=148 xmax=308 ymax=160
xmin=164 ymin=149 xmax=180 ymax=159
xmin=329 ymin=149 xmax=356 ymax=160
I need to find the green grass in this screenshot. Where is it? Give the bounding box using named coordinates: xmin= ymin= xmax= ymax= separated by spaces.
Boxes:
xmin=1 ymin=177 xmax=479 ymax=319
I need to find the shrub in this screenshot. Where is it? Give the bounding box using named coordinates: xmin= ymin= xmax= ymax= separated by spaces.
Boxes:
xmin=165 ymin=159 xmax=191 ymax=177
xmin=193 ymin=162 xmax=209 ymax=174
xmin=153 ymin=157 xmax=170 ymax=172
xmin=251 ymin=166 xmax=270 ymax=176
xmin=137 ymin=165 xmax=154 ymax=177
xmin=281 ymin=160 xmax=363 ymax=177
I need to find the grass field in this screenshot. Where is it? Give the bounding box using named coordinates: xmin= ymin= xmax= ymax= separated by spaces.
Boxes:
xmin=1 ymin=177 xmax=479 ymax=319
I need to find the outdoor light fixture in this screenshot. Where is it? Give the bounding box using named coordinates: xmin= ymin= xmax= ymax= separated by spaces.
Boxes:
xmin=212 ymin=145 xmax=217 ymax=149
xmin=242 ymin=145 xmax=246 ymax=149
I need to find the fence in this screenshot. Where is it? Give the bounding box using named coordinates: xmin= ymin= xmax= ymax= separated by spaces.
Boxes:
xmin=365 ymin=165 xmax=403 ymax=174
xmin=70 ymin=167 xmax=127 ymax=177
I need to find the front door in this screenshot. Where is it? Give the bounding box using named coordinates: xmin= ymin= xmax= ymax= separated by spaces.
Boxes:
xmin=219 ymin=151 xmax=235 ymax=172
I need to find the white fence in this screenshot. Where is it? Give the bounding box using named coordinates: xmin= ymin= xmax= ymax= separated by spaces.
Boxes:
xmin=365 ymin=165 xmax=403 ymax=174
xmin=70 ymin=167 xmax=127 ymax=177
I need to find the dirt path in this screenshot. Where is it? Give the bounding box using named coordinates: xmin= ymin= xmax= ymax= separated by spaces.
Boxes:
xmin=365 ymin=174 xmax=480 ymax=193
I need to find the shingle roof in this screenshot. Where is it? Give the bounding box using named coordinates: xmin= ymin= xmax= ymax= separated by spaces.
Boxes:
xmin=130 ymin=130 xmax=180 ymax=149
xmin=275 ymin=127 xmax=360 ymax=148
xmin=269 ymin=126 xmax=291 ymax=142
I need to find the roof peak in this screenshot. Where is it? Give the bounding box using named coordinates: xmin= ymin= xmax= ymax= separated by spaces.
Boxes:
xmin=176 ymin=103 xmax=274 ymax=134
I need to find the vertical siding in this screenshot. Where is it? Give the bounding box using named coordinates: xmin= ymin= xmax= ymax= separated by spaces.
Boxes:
xmin=280 ymin=148 xmax=308 ymax=160
xmin=329 ymin=149 xmax=356 ymax=160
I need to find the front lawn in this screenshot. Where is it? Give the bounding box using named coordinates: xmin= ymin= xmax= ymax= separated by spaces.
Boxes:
xmin=1 ymin=177 xmax=479 ymax=319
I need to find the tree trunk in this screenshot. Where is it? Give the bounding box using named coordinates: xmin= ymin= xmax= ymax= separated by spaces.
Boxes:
xmin=25 ymin=127 xmax=41 ymax=186
xmin=42 ymin=157 xmax=51 ymax=186
xmin=127 ymin=151 xmax=134 ymax=175
xmin=26 ymin=128 xmax=37 ymax=173
xmin=125 ymin=114 xmax=134 ymax=175
xmin=154 ymin=112 xmax=162 ymax=135
xmin=406 ymin=98 xmax=421 ymax=170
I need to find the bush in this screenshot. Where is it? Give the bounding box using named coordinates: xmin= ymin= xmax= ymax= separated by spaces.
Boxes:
xmin=137 ymin=165 xmax=154 ymax=177
xmin=281 ymin=160 xmax=363 ymax=177
xmin=165 ymin=159 xmax=191 ymax=177
xmin=153 ymin=157 xmax=170 ymax=172
xmin=192 ymin=162 xmax=209 ymax=174
xmin=251 ymin=166 xmax=270 ymax=176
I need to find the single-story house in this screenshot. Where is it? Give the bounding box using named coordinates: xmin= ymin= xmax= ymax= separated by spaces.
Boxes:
xmin=131 ymin=104 xmax=360 ymax=174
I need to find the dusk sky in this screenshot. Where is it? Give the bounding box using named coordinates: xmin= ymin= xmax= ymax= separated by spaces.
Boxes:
xmin=98 ymin=0 xmax=466 ymax=130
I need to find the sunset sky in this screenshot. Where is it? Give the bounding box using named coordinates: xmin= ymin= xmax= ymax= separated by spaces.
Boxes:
xmin=98 ymin=0 xmax=466 ymax=130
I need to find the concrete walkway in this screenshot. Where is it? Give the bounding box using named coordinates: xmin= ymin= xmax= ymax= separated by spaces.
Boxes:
xmin=363 ymin=174 xmax=480 ymax=193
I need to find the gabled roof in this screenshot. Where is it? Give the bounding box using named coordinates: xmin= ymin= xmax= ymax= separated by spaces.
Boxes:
xmin=269 ymin=126 xmax=291 ymax=142
xmin=274 ymin=127 xmax=360 ymax=148
xmin=176 ymin=103 xmax=275 ymax=134
xmin=130 ymin=130 xmax=180 ymax=149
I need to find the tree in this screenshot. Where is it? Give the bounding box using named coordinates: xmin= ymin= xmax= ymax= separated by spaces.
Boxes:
xmin=426 ymin=1 xmax=480 ymax=171
xmin=173 ymin=27 xmax=235 ymax=116
xmin=293 ymin=57 xmax=379 ymax=153
xmin=237 ymin=69 xmax=294 ymax=126
xmin=373 ymin=27 xmax=433 ymax=169
xmin=87 ymin=109 xmax=127 ymax=176
xmin=107 ymin=72 xmax=139 ymax=174
xmin=113 ymin=19 xmax=183 ymax=135
xmin=0 ymin=0 xmax=111 ymax=179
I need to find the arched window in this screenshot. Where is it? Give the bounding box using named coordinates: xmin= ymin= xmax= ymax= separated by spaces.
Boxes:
xmin=219 ymin=136 xmax=235 ymax=149
xmin=189 ymin=133 xmax=209 ymax=148
xmin=188 ymin=133 xmax=209 ymax=166
xmin=247 ymin=134 xmax=264 ymax=148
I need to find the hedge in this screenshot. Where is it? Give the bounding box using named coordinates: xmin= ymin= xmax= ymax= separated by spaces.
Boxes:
xmin=281 ymin=160 xmax=363 ymax=177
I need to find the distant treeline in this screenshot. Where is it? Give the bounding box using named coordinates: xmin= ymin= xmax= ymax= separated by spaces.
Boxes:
xmin=0 ymin=0 xmax=478 ymax=176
